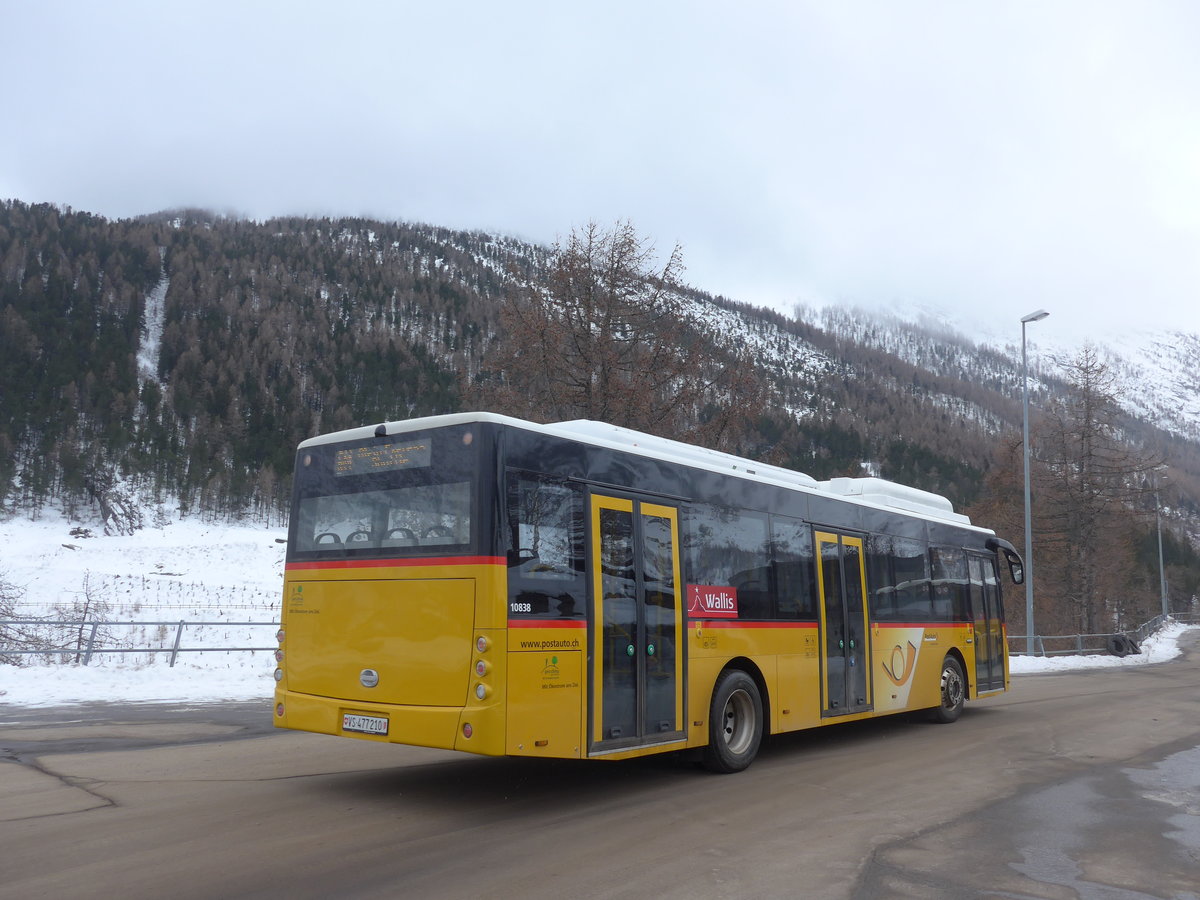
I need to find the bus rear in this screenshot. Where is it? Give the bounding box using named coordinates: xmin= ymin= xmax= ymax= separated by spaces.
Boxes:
xmin=272 ymin=417 xmax=510 ymax=755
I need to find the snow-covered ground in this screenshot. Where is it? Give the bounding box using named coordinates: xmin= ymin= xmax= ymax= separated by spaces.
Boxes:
xmin=0 ymin=513 xmax=286 ymax=707
xmin=1009 ymin=620 xmax=1193 ymax=674
xmin=0 ymin=515 xmax=1193 ymax=708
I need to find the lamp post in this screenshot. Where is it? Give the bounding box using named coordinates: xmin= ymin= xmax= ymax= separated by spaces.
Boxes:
xmin=1154 ymin=469 xmax=1169 ymax=618
xmin=1021 ymin=308 xmax=1049 ymax=654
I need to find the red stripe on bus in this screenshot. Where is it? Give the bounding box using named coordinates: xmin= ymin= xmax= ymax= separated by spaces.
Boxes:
xmin=688 ymin=620 xmax=818 ymax=629
xmin=872 ymin=621 xmax=969 ymax=629
xmin=507 ymin=619 xmax=587 ymax=628
xmin=286 ymin=556 xmax=506 ymax=571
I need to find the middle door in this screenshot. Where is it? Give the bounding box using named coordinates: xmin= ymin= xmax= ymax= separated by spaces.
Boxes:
xmin=815 ymin=531 xmax=873 ymax=716
xmin=590 ymin=494 xmax=685 ymax=754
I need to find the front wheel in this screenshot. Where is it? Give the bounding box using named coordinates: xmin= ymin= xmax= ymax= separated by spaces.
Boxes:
xmin=702 ymin=669 xmax=764 ymax=773
xmin=931 ymin=655 xmax=966 ymax=724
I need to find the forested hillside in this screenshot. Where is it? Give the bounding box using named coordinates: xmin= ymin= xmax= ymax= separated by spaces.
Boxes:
xmin=1 ymin=203 xmax=528 ymax=518
xmin=3 ymin=199 xmax=1199 ymax=630
xmin=4 ymin=199 xmax=1199 ymax=517
xmin=0 ymin=200 xmax=1011 ymax=519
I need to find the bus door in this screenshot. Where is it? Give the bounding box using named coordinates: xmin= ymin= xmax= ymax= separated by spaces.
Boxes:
xmin=968 ymin=553 xmax=1006 ymax=692
xmin=815 ymin=531 xmax=872 ymax=716
xmin=589 ymin=494 xmax=685 ymax=753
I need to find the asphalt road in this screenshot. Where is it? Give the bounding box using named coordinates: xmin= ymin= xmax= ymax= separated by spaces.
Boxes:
xmin=3 ymin=635 xmax=1199 ymax=900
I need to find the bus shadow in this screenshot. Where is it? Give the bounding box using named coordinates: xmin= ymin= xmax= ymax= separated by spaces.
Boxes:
xmin=319 ymin=709 xmax=998 ymax=816
xmin=319 ymin=750 xmax=707 ymax=821
xmin=758 ymin=705 xmax=1004 ymax=761
xmin=324 ymin=756 xmax=709 ymax=819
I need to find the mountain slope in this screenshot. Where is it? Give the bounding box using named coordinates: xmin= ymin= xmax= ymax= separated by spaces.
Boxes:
xmin=2 ymin=200 xmax=1198 ymax=532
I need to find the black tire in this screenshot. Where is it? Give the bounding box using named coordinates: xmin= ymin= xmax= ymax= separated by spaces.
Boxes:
xmin=702 ymin=669 xmax=764 ymax=773
xmin=931 ymin=655 xmax=966 ymax=724
xmin=1107 ymin=635 xmax=1129 ymax=657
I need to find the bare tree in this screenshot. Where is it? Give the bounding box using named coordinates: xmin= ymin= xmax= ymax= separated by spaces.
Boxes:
xmin=1033 ymin=345 xmax=1159 ymax=632
xmin=51 ymin=572 xmax=115 ymax=664
xmin=469 ymin=220 xmax=767 ymax=450
xmin=968 ymin=346 xmax=1165 ymax=636
xmin=0 ymin=571 xmax=43 ymax=666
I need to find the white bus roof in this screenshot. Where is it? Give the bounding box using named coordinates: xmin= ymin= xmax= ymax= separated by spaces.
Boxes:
xmin=301 ymin=412 xmax=981 ymax=530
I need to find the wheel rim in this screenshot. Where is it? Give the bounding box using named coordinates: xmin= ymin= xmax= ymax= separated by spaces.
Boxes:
xmin=721 ymin=688 xmax=756 ymax=755
xmin=941 ymin=664 xmax=964 ymax=709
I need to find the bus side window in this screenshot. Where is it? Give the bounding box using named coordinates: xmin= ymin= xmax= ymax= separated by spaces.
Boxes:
xmin=685 ymin=504 xmax=772 ymax=619
xmin=866 ymin=534 xmax=931 ymax=623
xmin=930 ymin=547 xmax=969 ymax=621
xmin=770 ymin=515 xmax=815 ymax=619
xmin=867 ymin=533 xmax=895 ymax=621
xmin=983 ymin=558 xmax=1004 ymax=621
xmin=893 ymin=538 xmax=932 ymax=621
xmin=505 ymin=473 xmax=586 ymax=618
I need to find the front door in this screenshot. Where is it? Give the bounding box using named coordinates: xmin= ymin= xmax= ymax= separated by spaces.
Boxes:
xmin=969 ymin=554 xmax=1006 ymax=692
xmin=590 ymin=494 xmax=685 ymax=753
xmin=815 ymin=531 xmax=872 ymax=716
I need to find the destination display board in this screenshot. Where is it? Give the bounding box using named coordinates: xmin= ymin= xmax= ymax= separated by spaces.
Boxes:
xmin=334 ymin=440 xmax=431 ymax=477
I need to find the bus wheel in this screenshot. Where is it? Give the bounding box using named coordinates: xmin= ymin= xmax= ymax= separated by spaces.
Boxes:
xmin=931 ymin=655 xmax=965 ymax=724
xmin=703 ymin=669 xmax=763 ymax=773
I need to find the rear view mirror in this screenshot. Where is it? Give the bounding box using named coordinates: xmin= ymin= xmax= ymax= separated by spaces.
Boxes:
xmin=986 ymin=537 xmax=1025 ymax=585
xmin=1002 ymin=549 xmax=1024 ymax=585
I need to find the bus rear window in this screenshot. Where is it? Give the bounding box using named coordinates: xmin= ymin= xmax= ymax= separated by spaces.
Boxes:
xmin=290 ymin=427 xmax=477 ymax=556
xmin=296 ymin=482 xmax=471 ymax=551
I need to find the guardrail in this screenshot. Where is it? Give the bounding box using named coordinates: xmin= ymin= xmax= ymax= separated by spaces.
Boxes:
xmin=1009 ymin=612 xmax=1200 ymax=657
xmin=6 ymin=613 xmax=1197 ymax=665
xmin=0 ymin=620 xmax=278 ymax=667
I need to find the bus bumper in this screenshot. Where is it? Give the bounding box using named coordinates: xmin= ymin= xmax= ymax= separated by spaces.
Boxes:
xmin=273 ymin=689 xmax=506 ymax=756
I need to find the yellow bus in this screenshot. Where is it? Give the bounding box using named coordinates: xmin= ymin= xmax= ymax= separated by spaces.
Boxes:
xmin=273 ymin=413 xmax=1023 ymax=772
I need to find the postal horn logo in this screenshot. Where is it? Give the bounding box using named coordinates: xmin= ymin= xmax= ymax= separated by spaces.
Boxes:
xmin=882 ymin=642 xmax=918 ymax=686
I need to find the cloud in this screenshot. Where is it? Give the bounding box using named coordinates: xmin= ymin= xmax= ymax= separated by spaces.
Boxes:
xmin=2 ymin=1 xmax=1197 ymax=336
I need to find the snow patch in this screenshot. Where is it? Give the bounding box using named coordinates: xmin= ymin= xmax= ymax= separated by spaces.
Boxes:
xmin=0 ymin=513 xmax=285 ymax=706
xmin=1 ymin=512 xmax=1193 ymax=707
xmin=137 ymin=266 xmax=169 ymax=384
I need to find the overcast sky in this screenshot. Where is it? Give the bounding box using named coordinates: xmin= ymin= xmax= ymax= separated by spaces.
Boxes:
xmin=3 ymin=1 xmax=1198 ymax=339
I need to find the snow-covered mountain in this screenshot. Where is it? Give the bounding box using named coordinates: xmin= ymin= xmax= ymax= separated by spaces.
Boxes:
xmin=3 ymin=200 xmax=1198 ymax=530
xmin=805 ymin=299 xmax=1200 ymax=446
xmin=1093 ymin=329 xmax=1200 ymax=444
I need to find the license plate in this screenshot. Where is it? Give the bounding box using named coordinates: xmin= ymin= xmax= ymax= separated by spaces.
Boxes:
xmin=342 ymin=713 xmax=388 ymax=735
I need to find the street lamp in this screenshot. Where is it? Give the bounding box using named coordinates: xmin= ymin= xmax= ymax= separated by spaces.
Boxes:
xmin=1021 ymin=308 xmax=1049 ymax=654
xmin=1154 ymin=468 xmax=1169 ymax=618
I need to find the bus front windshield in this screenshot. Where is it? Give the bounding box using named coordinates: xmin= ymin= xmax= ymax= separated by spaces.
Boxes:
xmin=289 ymin=426 xmax=478 ymax=557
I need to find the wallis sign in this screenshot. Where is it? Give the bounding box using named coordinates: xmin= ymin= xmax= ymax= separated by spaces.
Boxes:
xmin=687 ymin=585 xmax=739 ymax=619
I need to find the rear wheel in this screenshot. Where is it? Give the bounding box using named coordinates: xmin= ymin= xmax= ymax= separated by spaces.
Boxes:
xmin=931 ymin=655 xmax=965 ymax=724
xmin=702 ymin=669 xmax=763 ymax=773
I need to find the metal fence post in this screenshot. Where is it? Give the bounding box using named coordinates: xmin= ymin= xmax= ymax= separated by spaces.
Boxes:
xmin=81 ymin=621 xmax=100 ymax=666
xmin=169 ymin=620 xmax=186 ymax=667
